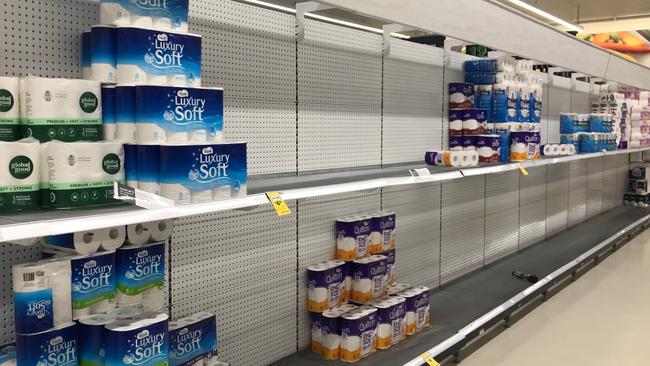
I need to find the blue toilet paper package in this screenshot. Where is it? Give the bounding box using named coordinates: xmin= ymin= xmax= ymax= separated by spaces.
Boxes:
xmin=115 ymin=85 xmax=136 ymax=125
xmin=71 ymin=251 xmax=116 ymax=316
xmin=124 ymin=144 xmax=139 ymax=185
xmin=16 ymin=323 xmax=78 ymax=366
xmin=105 ymin=313 xmax=169 ymax=366
xmin=169 ymin=313 xmax=218 ymax=366
xmin=91 ymin=25 xmax=117 ymax=82
xmin=135 ymin=85 xmax=223 ymax=138
xmin=101 ymin=0 xmax=189 ymax=31
xmin=136 ymin=144 xmax=162 ymax=185
xmin=78 ymin=313 xmax=117 ymax=366
xmin=13 ymin=289 xmax=54 ymax=334
xmin=82 ymin=32 xmax=92 ymax=77
xmin=116 ymin=27 xmax=201 ymax=84
xmin=159 ymin=142 xmax=248 ymax=196
xmin=116 ymin=242 xmax=165 ymax=299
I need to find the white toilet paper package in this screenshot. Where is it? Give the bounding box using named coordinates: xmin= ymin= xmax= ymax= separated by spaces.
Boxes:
xmin=135 ymin=85 xmax=224 ymax=144
xmin=22 ymin=77 xmax=103 ymax=142
xmin=307 ymin=260 xmax=345 ymax=312
xmin=100 ymin=0 xmax=189 ymax=32
xmin=70 ymin=251 xmax=116 ymax=320
xmin=16 ymin=322 xmax=78 ymax=366
xmin=12 ymin=258 xmax=72 ymax=334
xmin=116 ymin=27 xmax=201 ymax=86
xmin=46 ymin=141 xmax=124 ymax=209
xmin=115 ymin=242 xmax=165 ymax=310
xmin=169 ymin=312 xmax=218 ymax=366
xmin=0 ymin=76 xmax=21 ymax=141
xmin=0 ymin=138 xmax=40 ymax=212
xmin=105 ymin=312 xmax=169 ymax=366
xmin=158 ymin=142 xmax=248 ymax=205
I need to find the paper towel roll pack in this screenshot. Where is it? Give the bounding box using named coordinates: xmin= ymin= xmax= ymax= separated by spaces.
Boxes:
xmin=115 ymin=242 xmax=166 ymax=311
xmin=368 ymin=296 xmax=405 ymax=349
xmin=100 ymin=0 xmax=189 ymax=32
xmin=158 ymin=142 xmax=248 ymax=205
xmin=105 ymin=312 xmax=169 ymax=366
xmin=46 ymin=141 xmax=124 ymax=209
xmin=339 ymin=307 xmax=378 ymax=362
xmin=0 ymin=76 xmax=21 ymax=141
xmin=448 ymin=83 xmax=474 ymax=109
xmin=116 ymin=27 xmax=201 ymax=86
xmin=307 ymin=260 xmax=345 ymax=312
xmin=16 ymin=322 xmax=78 ymax=366
xmin=169 ymin=312 xmax=218 ymax=366
xmin=91 ymin=25 xmax=117 ymax=83
xmin=0 ymin=138 xmax=40 ymax=212
xmin=475 ymin=84 xmax=493 ymax=122
xmin=399 ymin=286 xmax=430 ymax=335
xmin=13 ymin=258 xmax=72 ymax=334
xmin=336 ymin=216 xmax=371 ymax=261
xmin=70 ymin=251 xmax=116 ymax=319
xmin=135 ymin=85 xmax=224 ymax=144
xmin=351 ymin=255 xmax=387 ymax=304
xmin=22 ymin=77 xmax=103 ymax=142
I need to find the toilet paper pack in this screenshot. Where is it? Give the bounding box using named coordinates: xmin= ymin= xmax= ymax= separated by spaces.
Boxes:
xmin=351 ymin=255 xmax=387 ymax=304
xmin=47 ymin=141 xmax=124 ymax=208
xmin=101 ymin=0 xmax=189 ymax=31
xmin=320 ymin=309 xmax=343 ymax=361
xmin=159 ymin=142 xmax=248 ymax=205
xmin=16 ymin=322 xmax=78 ymax=366
xmin=310 ymin=312 xmax=322 ymax=354
xmin=374 ymin=212 xmax=396 ymax=252
xmin=307 ymin=261 xmax=345 ymax=312
xmin=116 ymin=27 xmax=201 ymax=86
xmin=135 ymin=85 xmax=224 ymax=144
xmin=78 ymin=313 xmax=117 ymax=366
xmin=400 ymin=286 xmax=430 ymax=335
xmin=509 ymin=131 xmax=540 ymax=162
xmin=135 ymin=144 xmax=162 ymax=195
xmin=116 ymin=85 xmax=137 ymax=143
xmin=336 ymin=216 xmax=371 ymax=261
xmin=115 ymin=242 xmax=166 ymax=310
xmin=382 ymin=249 xmax=396 ymax=286
xmin=369 ymin=296 xmax=405 ymax=349
xmin=102 ymin=85 xmax=117 ymax=140
xmin=105 ymin=312 xmax=169 ymax=366
xmin=0 ymin=138 xmax=40 ymax=212
xmin=339 ymin=308 xmax=378 ymax=362
xmin=169 ymin=312 xmax=218 ymax=366
xmin=0 ymin=76 xmax=20 ymax=141
xmin=91 ymin=25 xmax=117 ymax=83
xmin=82 ymin=31 xmax=93 ymax=79
xmin=71 ymin=251 xmax=116 ymax=320
xmin=23 ymin=77 xmax=103 ymax=142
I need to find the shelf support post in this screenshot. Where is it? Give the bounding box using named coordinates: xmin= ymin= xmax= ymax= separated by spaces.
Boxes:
xmin=296 ymin=1 xmax=335 ymax=41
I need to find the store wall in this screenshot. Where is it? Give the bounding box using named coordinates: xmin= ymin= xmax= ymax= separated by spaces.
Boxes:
xmin=0 ymin=0 xmax=630 ymax=365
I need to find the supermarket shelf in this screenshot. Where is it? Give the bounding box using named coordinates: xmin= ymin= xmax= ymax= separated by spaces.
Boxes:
xmin=273 ymin=206 xmax=650 ymax=366
xmin=315 ymin=0 xmax=650 ymax=90
xmin=0 ymin=148 xmax=645 ymax=242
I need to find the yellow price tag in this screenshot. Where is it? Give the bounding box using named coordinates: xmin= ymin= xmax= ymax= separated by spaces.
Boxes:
xmin=266 ymin=191 xmax=291 ymax=217
xmin=420 ymin=352 xmax=440 ymax=366
xmin=518 ymin=163 xmax=529 ymax=176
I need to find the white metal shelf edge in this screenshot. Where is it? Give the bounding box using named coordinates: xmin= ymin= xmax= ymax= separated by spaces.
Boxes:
xmin=0 ymin=148 xmax=645 ymax=243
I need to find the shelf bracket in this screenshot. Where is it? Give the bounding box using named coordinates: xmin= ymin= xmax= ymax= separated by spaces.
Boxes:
xmin=296 ymin=1 xmax=335 ymax=41
xmin=382 ymin=24 xmax=415 ymax=56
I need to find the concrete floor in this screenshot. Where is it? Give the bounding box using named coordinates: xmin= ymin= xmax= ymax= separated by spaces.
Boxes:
xmin=462 ymin=227 xmax=650 ymax=366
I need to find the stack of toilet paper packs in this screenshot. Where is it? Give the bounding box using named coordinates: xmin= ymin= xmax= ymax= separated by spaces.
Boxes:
xmin=83 ymin=0 xmax=248 ymax=205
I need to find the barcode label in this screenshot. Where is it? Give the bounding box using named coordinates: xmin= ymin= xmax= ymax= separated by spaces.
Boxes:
xmin=23 ymin=272 xmax=35 ymax=282
xmin=417 ymin=308 xmax=426 ymax=329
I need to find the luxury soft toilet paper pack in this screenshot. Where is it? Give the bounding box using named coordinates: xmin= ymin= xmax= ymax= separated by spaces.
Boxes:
xmin=135 ymin=85 xmax=224 ymax=144
xmin=116 ymin=27 xmax=201 ymax=86
xmin=22 ymin=77 xmax=103 ymax=142
xmin=100 ymin=0 xmax=189 ymax=32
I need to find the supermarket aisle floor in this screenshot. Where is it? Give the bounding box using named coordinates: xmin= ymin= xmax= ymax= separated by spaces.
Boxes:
xmin=461 ymin=226 xmax=650 ymax=366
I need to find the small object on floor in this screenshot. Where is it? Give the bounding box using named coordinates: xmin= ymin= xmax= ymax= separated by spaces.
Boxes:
xmin=512 ymin=270 xmax=539 ymax=284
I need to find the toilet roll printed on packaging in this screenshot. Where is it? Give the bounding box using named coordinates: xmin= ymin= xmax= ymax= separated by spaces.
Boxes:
xmin=369 ymin=296 xmax=406 ymax=349
xmin=46 ymin=141 xmax=124 ymax=208
xmin=116 ymin=27 xmax=201 ymax=86
xmin=115 ymin=242 xmax=165 ymax=310
xmin=78 ymin=313 xmax=117 ymax=366
xmin=382 ymin=248 xmax=396 ymax=286
xmin=169 ymin=312 xmax=218 ymax=366
xmin=158 ymin=142 xmax=248 ymax=205
xmin=91 ymin=25 xmax=117 ymax=83
xmin=307 ymin=261 xmax=345 ymax=312
xmin=310 ymin=312 xmax=322 ymax=354
xmin=0 ymin=76 xmax=20 ymax=141
xmin=135 ymin=85 xmax=224 ymax=144
xmin=0 ymin=138 xmax=40 ymax=212
xmin=16 ymin=322 xmax=78 ymax=366
xmin=82 ymin=31 xmax=93 ymax=79
xmin=374 ymin=212 xmax=396 ymax=252
xmin=400 ymin=286 xmax=430 ymax=335
xmin=22 ymin=77 xmax=103 ymax=142
xmin=70 ymin=251 xmax=116 ymax=320
xmin=100 ymin=0 xmax=189 ymax=31
xmin=339 ymin=308 xmax=378 ymax=362
xmin=351 ymin=255 xmax=387 ymax=304
xmin=336 ymin=216 xmax=371 ymax=261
